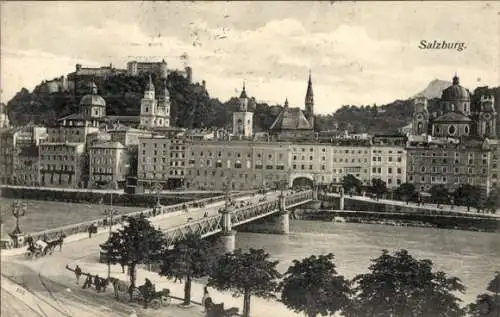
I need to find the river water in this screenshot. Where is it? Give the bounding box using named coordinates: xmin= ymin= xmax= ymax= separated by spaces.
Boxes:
xmin=235 ymin=220 xmax=500 ymax=307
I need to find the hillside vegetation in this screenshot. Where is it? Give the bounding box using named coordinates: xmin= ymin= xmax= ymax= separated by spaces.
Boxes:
xmin=5 ymin=73 xmax=500 ymax=134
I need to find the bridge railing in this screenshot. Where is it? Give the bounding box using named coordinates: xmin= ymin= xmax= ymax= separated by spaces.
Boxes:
xmin=232 ymin=199 xmax=280 ymax=225
xmin=284 ymin=190 xmax=313 ymax=208
xmin=163 ymin=215 xmax=224 ymax=247
xmin=24 ymin=191 xmax=255 ymax=245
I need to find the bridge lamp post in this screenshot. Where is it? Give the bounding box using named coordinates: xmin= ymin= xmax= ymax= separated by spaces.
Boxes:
xmin=103 ymin=193 xmax=119 ymax=278
xmin=152 ymin=182 xmax=163 ymax=215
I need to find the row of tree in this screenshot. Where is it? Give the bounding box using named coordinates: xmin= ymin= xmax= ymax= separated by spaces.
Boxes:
xmin=101 ymin=215 xmax=500 ymax=317
xmin=341 ymin=174 xmax=499 ymax=213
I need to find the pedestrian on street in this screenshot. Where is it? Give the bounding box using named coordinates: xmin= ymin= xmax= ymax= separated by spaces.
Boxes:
xmin=88 ymin=226 xmax=92 ymax=238
xmin=74 ymin=265 xmax=82 ymax=285
xmin=94 ymin=274 xmax=101 ymax=292
xmin=201 ymin=286 xmax=210 ymax=312
xmin=82 ymin=275 xmax=92 ymax=289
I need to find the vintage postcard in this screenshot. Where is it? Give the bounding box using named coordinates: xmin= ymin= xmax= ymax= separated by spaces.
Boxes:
xmin=1 ymin=2 xmax=499 ymax=317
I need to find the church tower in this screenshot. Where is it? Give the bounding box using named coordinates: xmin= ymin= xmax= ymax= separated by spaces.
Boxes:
xmin=157 ymin=79 xmax=171 ymax=127
xmin=412 ymin=97 xmax=430 ymax=135
xmin=477 ymin=95 xmax=496 ymax=138
xmin=140 ymin=75 xmax=159 ymax=128
xmin=232 ymin=83 xmax=254 ymax=138
xmin=305 ymin=70 xmax=314 ymax=129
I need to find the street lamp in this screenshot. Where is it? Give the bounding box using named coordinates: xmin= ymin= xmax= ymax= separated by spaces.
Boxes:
xmin=10 ymin=201 xmax=27 ymax=248
xmin=151 ymin=182 xmax=162 ymax=216
xmin=103 ymin=193 xmax=119 ymax=278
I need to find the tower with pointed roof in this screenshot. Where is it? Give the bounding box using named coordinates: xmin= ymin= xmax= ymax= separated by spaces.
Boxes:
xmin=140 ymin=75 xmax=159 ymax=128
xmin=232 ymin=82 xmax=254 ymax=138
xmin=157 ymin=79 xmax=171 ymax=127
xmin=305 ymin=70 xmax=315 ymax=129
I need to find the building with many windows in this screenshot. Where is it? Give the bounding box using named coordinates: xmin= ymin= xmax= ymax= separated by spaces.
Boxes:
xmin=0 ymin=125 xmax=47 ymax=184
xmin=13 ymin=146 xmax=39 ymax=186
xmin=407 ymin=75 xmax=495 ymax=195
xmin=370 ymin=145 xmax=407 ymax=188
xmin=39 ymin=142 xmax=86 ymax=188
xmin=184 ymin=140 xmax=292 ymax=191
xmin=89 ymin=141 xmax=130 ymax=189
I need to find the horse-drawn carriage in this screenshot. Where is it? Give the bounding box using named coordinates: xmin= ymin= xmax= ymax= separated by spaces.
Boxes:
xmin=129 ymin=280 xmax=171 ymax=309
xmin=25 ymin=235 xmax=65 ymax=259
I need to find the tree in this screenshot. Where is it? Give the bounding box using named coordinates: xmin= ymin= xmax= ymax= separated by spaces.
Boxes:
xmin=280 ymin=253 xmax=351 ymax=317
xmin=430 ymin=184 xmax=450 ymax=208
xmin=454 ymin=184 xmax=482 ymax=212
xmin=468 ymin=272 xmax=500 ymax=317
xmin=100 ymin=215 xmax=164 ymax=296
xmin=208 ymin=248 xmax=281 ymax=317
xmin=370 ymin=178 xmax=387 ymax=200
xmin=394 ymin=183 xmax=416 ymax=204
xmin=484 ymin=190 xmax=499 ymax=214
xmin=160 ymin=233 xmax=215 ymax=306
xmin=100 ymin=231 xmax=128 ymax=274
xmin=342 ymin=174 xmax=363 ymax=195
xmin=346 ymin=249 xmax=466 ymax=317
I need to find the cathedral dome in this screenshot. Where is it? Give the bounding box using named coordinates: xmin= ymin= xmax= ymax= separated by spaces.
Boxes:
xmin=441 ymin=75 xmax=471 ymax=101
xmin=80 ymin=81 xmax=106 ymax=107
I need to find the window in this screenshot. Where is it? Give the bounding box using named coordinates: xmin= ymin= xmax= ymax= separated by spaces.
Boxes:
xmin=448 ymin=125 xmax=456 ymax=135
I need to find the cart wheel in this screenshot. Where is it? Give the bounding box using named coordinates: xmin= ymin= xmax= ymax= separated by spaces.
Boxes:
xmin=162 ymin=296 xmax=171 ymax=307
xmin=151 ymin=299 xmax=160 ymax=310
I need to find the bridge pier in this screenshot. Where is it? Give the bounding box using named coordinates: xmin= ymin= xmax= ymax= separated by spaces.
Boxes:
xmin=277 ymin=210 xmax=290 ymax=234
xmin=217 ymin=230 xmax=236 ymax=254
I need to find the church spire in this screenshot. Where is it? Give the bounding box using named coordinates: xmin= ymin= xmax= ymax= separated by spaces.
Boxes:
xmin=306 ymin=69 xmax=314 ymax=103
xmin=452 ymin=73 xmax=460 ymax=85
xmin=146 ymin=74 xmax=154 ymax=91
xmin=239 ymin=81 xmax=248 ymax=99
xmin=305 ymin=70 xmax=314 ymax=129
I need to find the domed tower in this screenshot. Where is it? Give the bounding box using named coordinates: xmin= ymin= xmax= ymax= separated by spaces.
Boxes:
xmin=156 ymin=79 xmax=171 ymax=127
xmin=80 ymin=80 xmax=106 ymax=121
xmin=441 ymin=74 xmax=471 ymax=114
xmin=412 ymin=97 xmax=429 ymax=135
xmin=232 ymin=82 xmax=254 ymax=139
xmin=431 ymin=75 xmax=473 ymax=138
xmin=304 ymin=70 xmax=314 ymax=129
xmin=140 ymin=75 xmax=159 ymax=128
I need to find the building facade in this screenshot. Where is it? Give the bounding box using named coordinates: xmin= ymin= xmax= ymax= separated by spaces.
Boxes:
xmin=127 ymin=60 xmax=168 ymax=78
xmin=0 ymin=125 xmax=47 ymax=184
xmin=39 ymin=142 xmax=86 ymax=188
xmin=184 ymin=140 xmax=292 ymax=191
xmin=89 ymin=141 xmax=130 ymax=189
xmin=407 ymin=75 xmax=495 ymax=195
xmin=12 ymin=146 xmax=39 ymax=186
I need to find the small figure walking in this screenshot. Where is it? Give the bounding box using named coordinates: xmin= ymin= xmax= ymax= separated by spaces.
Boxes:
xmin=82 ymin=275 xmax=92 ymax=289
xmin=201 ymin=286 xmax=210 ymax=312
xmin=74 ymin=265 xmax=82 ymax=285
xmin=94 ymin=274 xmax=101 ymax=292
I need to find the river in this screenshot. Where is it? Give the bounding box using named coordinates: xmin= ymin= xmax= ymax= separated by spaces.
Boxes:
xmin=235 ymin=220 xmax=500 ymax=306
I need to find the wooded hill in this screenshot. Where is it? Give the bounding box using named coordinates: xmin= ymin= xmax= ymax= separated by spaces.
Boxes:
xmin=5 ymin=73 xmax=500 ymax=134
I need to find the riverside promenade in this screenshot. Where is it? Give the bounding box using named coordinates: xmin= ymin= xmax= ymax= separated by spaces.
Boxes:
xmin=1 ymin=191 xmax=286 ymax=317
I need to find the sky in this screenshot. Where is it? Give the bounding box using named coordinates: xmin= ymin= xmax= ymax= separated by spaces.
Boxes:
xmin=1 ymin=1 xmax=499 ymax=114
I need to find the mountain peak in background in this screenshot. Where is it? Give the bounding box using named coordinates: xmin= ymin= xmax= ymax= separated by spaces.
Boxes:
xmin=414 ymin=79 xmax=452 ymax=99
